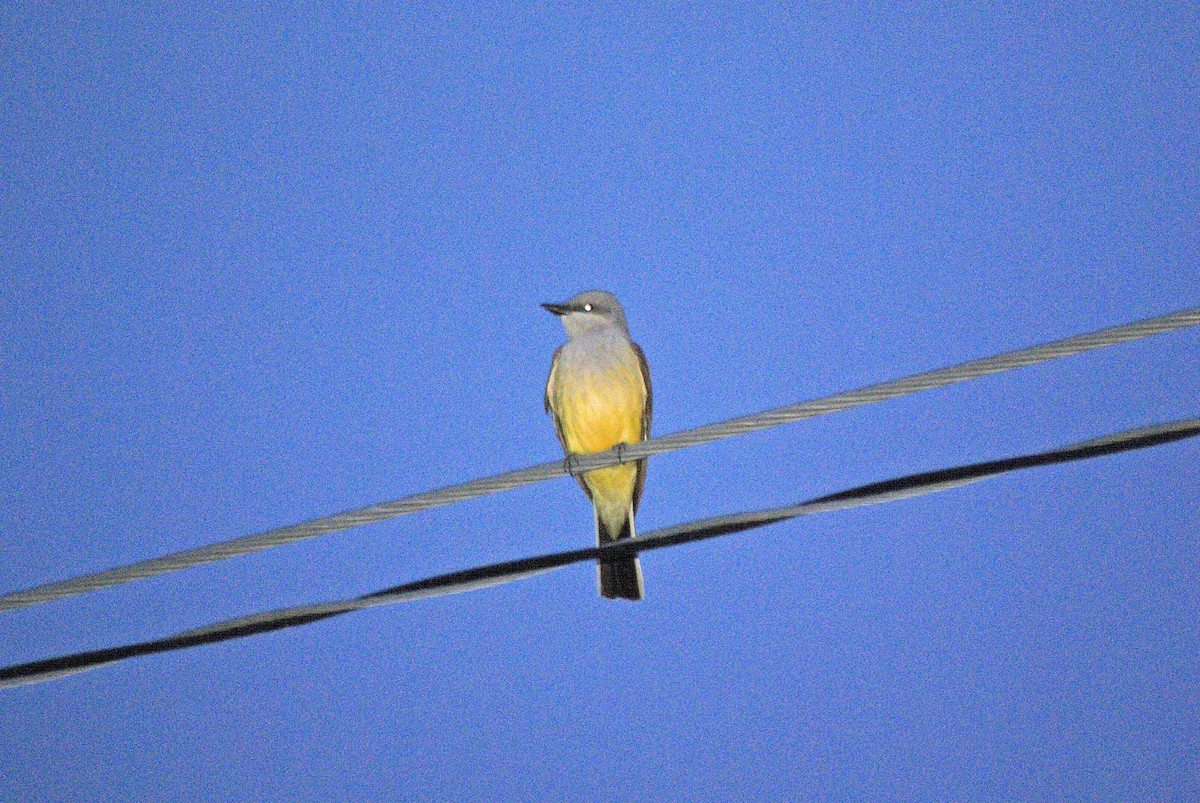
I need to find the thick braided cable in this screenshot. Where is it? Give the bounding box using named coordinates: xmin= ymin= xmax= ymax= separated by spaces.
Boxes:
xmin=0 ymin=306 xmax=1196 ymax=613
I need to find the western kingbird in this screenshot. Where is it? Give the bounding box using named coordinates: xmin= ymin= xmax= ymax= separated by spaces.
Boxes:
xmin=543 ymin=290 xmax=651 ymax=601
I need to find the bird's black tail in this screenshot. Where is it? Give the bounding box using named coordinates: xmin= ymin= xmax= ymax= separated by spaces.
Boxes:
xmin=596 ymin=509 xmax=644 ymax=601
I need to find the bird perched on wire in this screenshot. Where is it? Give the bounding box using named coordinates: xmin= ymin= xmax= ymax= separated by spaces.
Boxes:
xmin=543 ymin=290 xmax=651 ymax=600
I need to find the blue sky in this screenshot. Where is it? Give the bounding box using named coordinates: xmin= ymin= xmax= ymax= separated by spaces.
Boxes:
xmin=2 ymin=4 xmax=1197 ymax=800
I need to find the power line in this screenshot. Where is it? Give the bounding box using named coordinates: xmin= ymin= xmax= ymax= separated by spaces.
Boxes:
xmin=1 ymin=305 xmax=1197 ymax=614
xmin=2 ymin=415 xmax=1196 ymax=689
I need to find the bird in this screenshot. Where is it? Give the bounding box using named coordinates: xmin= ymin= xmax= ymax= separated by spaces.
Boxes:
xmin=543 ymin=290 xmax=651 ymax=600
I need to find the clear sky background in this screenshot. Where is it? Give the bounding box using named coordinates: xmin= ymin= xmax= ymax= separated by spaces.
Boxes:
xmin=2 ymin=4 xmax=1197 ymax=800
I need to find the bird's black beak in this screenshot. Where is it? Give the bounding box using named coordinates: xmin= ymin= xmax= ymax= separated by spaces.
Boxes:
xmin=541 ymin=302 xmax=570 ymax=316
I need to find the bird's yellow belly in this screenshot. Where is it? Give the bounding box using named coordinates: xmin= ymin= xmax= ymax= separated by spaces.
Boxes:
xmin=552 ymin=359 xmax=646 ymax=510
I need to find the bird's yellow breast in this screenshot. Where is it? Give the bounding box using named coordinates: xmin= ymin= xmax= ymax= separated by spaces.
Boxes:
xmin=550 ymin=355 xmax=646 ymax=515
xmin=551 ymin=358 xmax=646 ymax=455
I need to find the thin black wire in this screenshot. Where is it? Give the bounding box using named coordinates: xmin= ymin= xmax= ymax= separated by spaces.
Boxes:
xmin=1 ymin=305 xmax=1197 ymax=614
xmin=3 ymin=415 xmax=1196 ymax=689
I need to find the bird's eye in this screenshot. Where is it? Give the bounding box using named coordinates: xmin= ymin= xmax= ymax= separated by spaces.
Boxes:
xmin=583 ymin=303 xmax=593 ymax=312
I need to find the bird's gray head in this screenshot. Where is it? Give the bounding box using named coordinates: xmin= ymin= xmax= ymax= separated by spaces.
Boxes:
xmin=541 ymin=289 xmax=630 ymax=338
